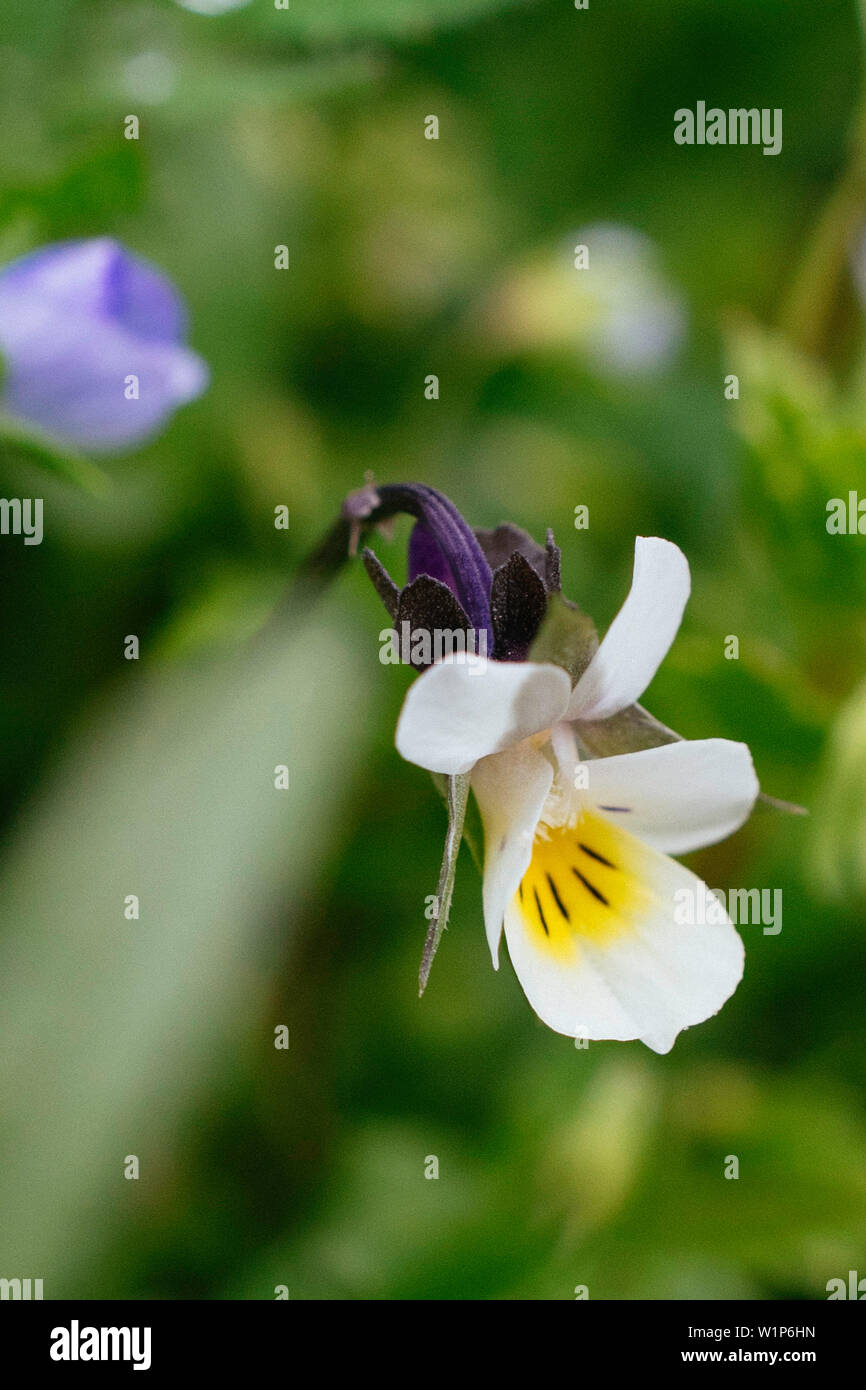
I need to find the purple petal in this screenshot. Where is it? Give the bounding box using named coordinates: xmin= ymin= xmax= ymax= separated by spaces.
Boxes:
xmin=106 ymin=245 xmax=189 ymax=343
xmin=408 ymin=520 xmax=459 ymax=592
xmin=0 ymin=239 xmax=187 ymax=342
xmin=0 ymin=238 xmax=207 ymax=451
xmin=1 ymin=316 xmax=207 ymax=453
xmin=346 ymin=483 xmax=494 ymax=649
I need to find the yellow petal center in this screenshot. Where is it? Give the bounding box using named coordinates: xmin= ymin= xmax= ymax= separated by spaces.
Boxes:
xmin=515 ymin=811 xmax=653 ymax=960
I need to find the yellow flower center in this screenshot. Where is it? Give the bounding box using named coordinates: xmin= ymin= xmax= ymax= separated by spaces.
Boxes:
xmin=515 ymin=811 xmax=652 ymax=959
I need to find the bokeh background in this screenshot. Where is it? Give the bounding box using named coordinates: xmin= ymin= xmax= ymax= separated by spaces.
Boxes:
xmin=1 ymin=0 xmax=865 ymax=1300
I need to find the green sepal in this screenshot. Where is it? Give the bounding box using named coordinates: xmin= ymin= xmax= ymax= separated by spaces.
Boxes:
xmin=577 ymin=702 xmax=681 ymax=757
xmin=419 ymin=771 xmax=471 ymax=996
xmin=431 ymin=769 xmax=483 ymax=873
xmin=529 ymin=592 xmax=598 ymax=683
xmin=579 ymin=700 xmax=804 ymax=816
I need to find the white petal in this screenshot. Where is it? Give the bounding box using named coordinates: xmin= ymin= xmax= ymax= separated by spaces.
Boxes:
xmin=470 ymin=743 xmax=554 ymax=965
xmin=503 ymin=812 xmax=744 ymax=1053
xmin=583 ymin=739 xmax=759 ymax=854
xmin=395 ymin=656 xmax=571 ymax=776
xmin=566 ymin=537 xmax=690 ymax=721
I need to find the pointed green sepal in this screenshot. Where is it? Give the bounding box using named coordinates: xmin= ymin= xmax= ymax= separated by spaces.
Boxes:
xmin=418 ymin=771 xmax=471 ymax=996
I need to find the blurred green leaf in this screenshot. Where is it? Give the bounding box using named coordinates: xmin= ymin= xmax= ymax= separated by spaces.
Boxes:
xmin=809 ymin=680 xmax=866 ymax=902
xmin=0 ymin=146 xmax=145 ymax=233
xmin=0 ymin=616 xmax=372 ymax=1290
xmin=0 ymin=412 xmax=110 ymax=494
xmin=729 ymin=319 xmax=866 ymax=611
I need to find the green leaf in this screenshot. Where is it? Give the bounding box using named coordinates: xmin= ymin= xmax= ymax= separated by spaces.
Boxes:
xmin=0 ymin=413 xmax=110 ymax=494
xmin=529 ymin=592 xmax=598 ymax=683
xmin=0 ymin=616 xmax=372 ymax=1288
xmin=419 ymin=772 xmax=470 ymax=996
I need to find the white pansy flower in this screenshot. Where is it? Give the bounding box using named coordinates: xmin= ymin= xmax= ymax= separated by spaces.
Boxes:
xmin=396 ymin=536 xmax=759 ymax=1053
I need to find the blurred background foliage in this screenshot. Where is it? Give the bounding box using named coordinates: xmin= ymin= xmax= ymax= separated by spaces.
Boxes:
xmin=0 ymin=0 xmax=865 ymax=1300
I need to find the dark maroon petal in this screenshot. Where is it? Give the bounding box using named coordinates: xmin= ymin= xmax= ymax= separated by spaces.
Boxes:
xmin=395 ymin=576 xmax=472 ymax=669
xmin=362 ymin=548 xmax=399 ymax=619
xmin=489 ymin=552 xmax=548 ymax=661
xmin=544 ymin=529 xmax=562 ymax=593
xmin=475 ymin=523 xmax=549 ymax=585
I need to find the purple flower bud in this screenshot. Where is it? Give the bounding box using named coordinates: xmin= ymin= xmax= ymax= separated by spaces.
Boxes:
xmin=0 ymin=238 xmax=208 ymax=453
xmin=344 ymin=482 xmax=494 ymax=648
xmin=344 ymin=482 xmax=570 ymax=662
xmin=407 ymin=519 xmax=459 ymax=593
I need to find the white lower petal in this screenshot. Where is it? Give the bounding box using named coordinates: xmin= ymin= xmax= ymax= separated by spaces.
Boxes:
xmin=395 ymin=655 xmax=571 ymax=776
xmin=470 ymin=742 xmax=553 ymax=964
xmin=566 ymin=536 xmax=690 ymax=722
xmin=582 ymin=738 xmax=759 ymax=854
xmin=503 ymin=810 xmax=744 ymax=1053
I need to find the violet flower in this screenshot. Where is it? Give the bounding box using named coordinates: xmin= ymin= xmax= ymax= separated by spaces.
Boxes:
xmin=345 ymin=482 xmax=760 ymax=1052
xmin=0 ymin=238 xmax=208 ymax=454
